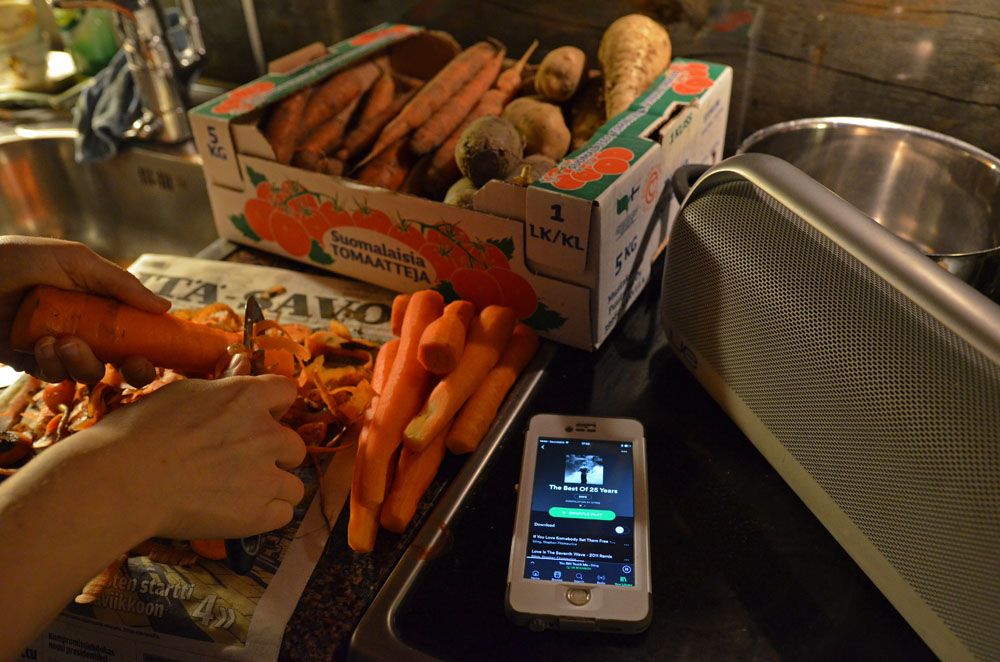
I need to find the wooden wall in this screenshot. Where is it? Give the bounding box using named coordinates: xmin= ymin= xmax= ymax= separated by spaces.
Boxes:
xmin=192 ymin=0 xmax=1000 ymax=156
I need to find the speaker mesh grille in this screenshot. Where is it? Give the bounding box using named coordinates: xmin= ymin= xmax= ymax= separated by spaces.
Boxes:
xmin=662 ymin=181 xmax=1000 ymax=660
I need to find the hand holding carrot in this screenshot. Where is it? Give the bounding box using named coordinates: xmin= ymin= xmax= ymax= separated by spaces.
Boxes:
xmin=0 ymin=236 xmax=170 ymax=386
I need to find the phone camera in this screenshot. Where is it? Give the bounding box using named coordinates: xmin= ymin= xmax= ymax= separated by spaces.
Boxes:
xmin=565 ymin=425 xmax=573 ymax=433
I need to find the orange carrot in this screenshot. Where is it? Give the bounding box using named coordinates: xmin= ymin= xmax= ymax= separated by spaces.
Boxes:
xmin=422 ymin=41 xmax=537 ymax=195
xmin=380 ymin=421 xmax=450 ymax=533
xmin=334 ymin=88 xmax=417 ymax=163
xmin=190 ymin=538 xmax=228 ymax=560
xmin=409 ymin=46 xmax=505 ymax=156
xmin=301 ymin=59 xmax=383 ymax=136
xmin=347 ymin=338 xmax=398 ymax=552
xmin=292 ymin=94 xmax=363 ymax=171
xmin=75 ymin=554 xmax=127 ymax=604
xmin=362 ymin=41 xmax=498 ymax=165
xmin=264 ymin=87 xmax=311 ymax=164
xmin=403 ymin=305 xmax=515 ymax=453
xmin=446 ymin=323 xmax=539 ymax=454
xmin=390 ymin=293 xmax=410 ymax=337
xmin=10 ymin=286 xmax=241 ymax=374
xmin=355 ymin=136 xmax=414 ymax=191
xmin=360 ymin=71 xmax=396 ymax=123
xmin=360 ymin=290 xmax=443 ymax=506
xmin=417 ymin=299 xmax=474 ymax=375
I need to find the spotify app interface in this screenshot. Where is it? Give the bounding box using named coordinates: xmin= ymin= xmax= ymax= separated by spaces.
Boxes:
xmin=522 ymin=437 xmax=636 ymax=586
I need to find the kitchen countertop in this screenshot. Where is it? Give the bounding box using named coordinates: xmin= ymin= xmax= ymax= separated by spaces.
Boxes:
xmin=218 ymin=243 xmax=936 ymax=661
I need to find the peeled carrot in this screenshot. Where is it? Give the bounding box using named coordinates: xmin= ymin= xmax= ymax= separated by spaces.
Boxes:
xmin=390 ymin=293 xmax=410 ymax=336
xmin=348 ymin=338 xmax=398 ymax=552
xmin=423 ymin=41 xmax=537 ymax=195
xmin=409 ymin=45 xmax=505 ymax=156
xmin=360 ymin=290 xmax=443 ymax=506
xmin=362 ymin=41 xmax=498 ymax=165
xmin=360 ymin=71 xmax=396 ymax=123
xmin=417 ymin=299 xmax=474 ymax=375
xmin=10 ymin=286 xmax=240 ymax=374
xmin=446 ymin=323 xmax=539 ymax=454
xmin=334 ymin=88 xmax=418 ymax=164
xmin=301 ymin=59 xmax=383 ymax=136
xmin=265 ymin=87 xmax=311 ymax=164
xmin=403 ymin=305 xmax=515 ymax=453
xmin=380 ymin=421 xmax=450 ymax=533
xmin=355 ymin=136 xmax=415 ymax=191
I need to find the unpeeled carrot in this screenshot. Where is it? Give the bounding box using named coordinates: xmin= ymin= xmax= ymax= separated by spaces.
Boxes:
xmin=360 ymin=290 xmax=443 ymax=506
xmin=409 ymin=45 xmax=505 ymax=156
xmin=190 ymin=538 xmax=228 ymax=560
xmin=403 ymin=305 xmax=515 ymax=453
xmin=265 ymin=87 xmax=311 ymax=164
xmin=380 ymin=421 xmax=450 ymax=533
xmin=334 ymin=88 xmax=418 ymax=164
xmin=292 ymin=94 xmax=363 ymax=171
xmin=348 ymin=338 xmax=398 ymax=552
xmin=423 ymin=41 xmax=537 ymax=195
xmin=360 ymin=71 xmax=396 ymax=123
xmin=356 ymin=136 xmax=415 ymax=191
xmin=417 ymin=299 xmax=474 ymax=375
xmin=10 ymin=286 xmax=241 ymax=374
xmin=301 ymin=59 xmax=383 ymax=136
xmin=446 ymin=323 xmax=539 ymax=454
xmin=362 ymin=41 xmax=498 ymax=165
xmin=390 ymin=293 xmax=410 ymax=336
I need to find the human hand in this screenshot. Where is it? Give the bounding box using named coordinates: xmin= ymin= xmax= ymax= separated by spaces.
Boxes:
xmin=0 ymin=236 xmax=170 ymax=385
xmin=78 ymin=373 xmax=306 ymax=540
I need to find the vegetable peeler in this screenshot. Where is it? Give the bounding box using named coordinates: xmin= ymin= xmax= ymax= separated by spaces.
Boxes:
xmin=225 ymin=294 xmax=265 ymax=575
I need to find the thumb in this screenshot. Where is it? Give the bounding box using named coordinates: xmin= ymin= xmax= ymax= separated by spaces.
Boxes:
xmin=62 ymin=250 xmax=171 ymax=314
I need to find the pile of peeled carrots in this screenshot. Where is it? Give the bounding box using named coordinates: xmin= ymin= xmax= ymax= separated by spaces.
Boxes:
xmin=348 ymin=289 xmax=539 ymax=552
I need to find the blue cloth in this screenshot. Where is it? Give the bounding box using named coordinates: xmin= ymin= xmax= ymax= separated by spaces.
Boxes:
xmin=72 ymin=9 xmax=187 ymax=163
xmin=72 ymin=48 xmax=141 ymax=163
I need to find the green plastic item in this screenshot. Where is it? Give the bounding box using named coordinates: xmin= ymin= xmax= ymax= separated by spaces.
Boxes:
xmin=53 ymin=8 xmax=118 ymax=76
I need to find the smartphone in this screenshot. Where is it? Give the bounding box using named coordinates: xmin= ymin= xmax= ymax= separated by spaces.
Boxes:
xmin=505 ymin=413 xmax=651 ymax=633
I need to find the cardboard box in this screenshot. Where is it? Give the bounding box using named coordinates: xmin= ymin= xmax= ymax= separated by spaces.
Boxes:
xmin=189 ymin=23 xmax=732 ymax=350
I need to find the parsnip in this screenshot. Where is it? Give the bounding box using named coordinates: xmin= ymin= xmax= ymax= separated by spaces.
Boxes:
xmin=598 ymin=14 xmax=672 ymax=119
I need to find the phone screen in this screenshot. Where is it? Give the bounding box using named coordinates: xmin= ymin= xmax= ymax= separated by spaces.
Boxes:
xmin=522 ymin=436 xmax=636 ymax=586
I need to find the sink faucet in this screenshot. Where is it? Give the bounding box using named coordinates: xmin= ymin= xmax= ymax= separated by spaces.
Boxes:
xmin=112 ymin=0 xmax=205 ymax=143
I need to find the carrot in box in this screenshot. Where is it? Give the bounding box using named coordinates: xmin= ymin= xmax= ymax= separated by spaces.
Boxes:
xmin=300 ymin=57 xmax=385 ymax=137
xmin=359 ymin=41 xmax=499 ymax=166
xmin=403 ymin=304 xmax=515 ymax=453
xmin=408 ymin=42 xmax=505 ymax=156
xmin=264 ymin=87 xmax=311 ymax=164
xmin=358 ymin=289 xmax=443 ymax=507
xmin=423 ymin=40 xmax=537 ymax=196
xmin=10 ymin=286 xmax=240 ymax=374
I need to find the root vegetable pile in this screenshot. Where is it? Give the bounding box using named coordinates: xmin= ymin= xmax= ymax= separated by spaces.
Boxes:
xmin=256 ymin=13 xmax=674 ymax=205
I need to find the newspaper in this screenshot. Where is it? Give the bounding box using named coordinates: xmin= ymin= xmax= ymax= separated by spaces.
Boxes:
xmin=16 ymin=255 xmax=397 ymax=662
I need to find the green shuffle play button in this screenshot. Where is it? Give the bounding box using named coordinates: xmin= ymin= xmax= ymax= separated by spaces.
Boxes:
xmin=549 ymin=507 xmax=616 ymax=521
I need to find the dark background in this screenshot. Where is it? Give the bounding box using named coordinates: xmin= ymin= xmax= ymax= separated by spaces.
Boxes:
xmin=180 ymin=0 xmax=999 ymax=158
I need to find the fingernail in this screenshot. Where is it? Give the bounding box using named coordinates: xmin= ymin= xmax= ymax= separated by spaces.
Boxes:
xmin=36 ymin=336 xmax=56 ymax=361
xmin=55 ymin=339 xmax=80 ymax=361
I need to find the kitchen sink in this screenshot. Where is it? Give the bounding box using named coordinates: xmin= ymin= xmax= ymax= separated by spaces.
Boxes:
xmin=0 ymin=123 xmax=218 ymax=265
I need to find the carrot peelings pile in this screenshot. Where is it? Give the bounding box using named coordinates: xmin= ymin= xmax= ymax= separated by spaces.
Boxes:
xmin=0 ymin=293 xmax=382 ymax=600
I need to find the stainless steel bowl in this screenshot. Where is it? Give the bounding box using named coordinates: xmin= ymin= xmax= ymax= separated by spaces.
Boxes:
xmin=737 ymin=117 xmax=1000 ymax=301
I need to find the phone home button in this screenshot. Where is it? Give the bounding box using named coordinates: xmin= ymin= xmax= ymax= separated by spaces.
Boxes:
xmin=566 ymin=587 xmax=591 ymax=606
